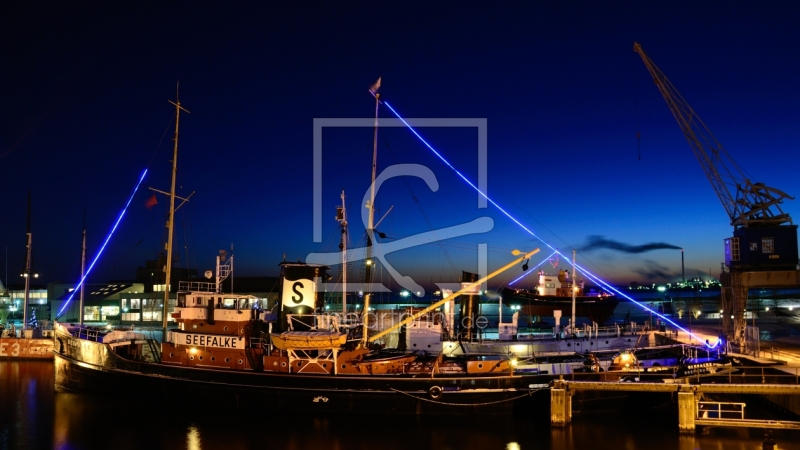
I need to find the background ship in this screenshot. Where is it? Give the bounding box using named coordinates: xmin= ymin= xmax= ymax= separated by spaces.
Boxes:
xmin=503 ymin=269 xmax=619 ymax=325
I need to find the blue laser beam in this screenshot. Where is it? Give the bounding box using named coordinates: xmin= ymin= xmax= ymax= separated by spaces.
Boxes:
xmin=508 ymin=251 xmax=557 ymax=286
xmin=381 ymin=100 xmax=719 ymax=348
xmin=56 ymin=169 xmax=148 ymax=320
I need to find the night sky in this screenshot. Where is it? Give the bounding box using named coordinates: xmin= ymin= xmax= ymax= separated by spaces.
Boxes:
xmin=2 ymin=2 xmax=798 ymax=293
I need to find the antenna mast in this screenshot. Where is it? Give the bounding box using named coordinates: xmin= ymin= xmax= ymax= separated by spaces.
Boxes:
xmin=363 ymin=77 xmax=381 ymax=347
xmin=162 ymin=87 xmax=190 ymax=341
xmin=337 ymin=190 xmax=348 ymax=315
xmin=79 ymin=210 xmax=86 ymax=325
xmin=22 ymin=190 xmax=32 ymax=329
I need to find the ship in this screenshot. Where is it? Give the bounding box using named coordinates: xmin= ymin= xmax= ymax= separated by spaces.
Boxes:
xmin=54 ymin=250 xmax=571 ymax=415
xmin=503 ymin=268 xmax=619 ymax=325
xmin=52 ymin=90 xmax=599 ymax=415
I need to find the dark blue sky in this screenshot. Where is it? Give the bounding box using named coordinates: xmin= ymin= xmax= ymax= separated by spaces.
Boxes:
xmin=2 ymin=2 xmax=798 ymax=291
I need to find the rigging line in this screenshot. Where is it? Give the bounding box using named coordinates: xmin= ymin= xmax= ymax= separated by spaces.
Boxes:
xmin=56 ymin=169 xmax=148 ymax=319
xmin=102 ymin=115 xmax=175 ymax=279
xmin=381 ymin=99 xmax=716 ymax=348
xmin=634 ymin=53 xmax=641 ymax=161
xmin=506 ymin=251 xmax=558 ymax=287
xmin=483 ymin=176 xmax=615 ymax=282
xmin=383 ymin=140 xmax=461 ymax=277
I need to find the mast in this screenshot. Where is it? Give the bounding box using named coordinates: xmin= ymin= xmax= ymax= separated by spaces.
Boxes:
xmin=363 ymin=77 xmax=380 ymax=347
xmin=571 ymin=249 xmax=576 ymax=336
xmin=162 ymin=91 xmax=189 ymax=341
xmin=22 ymin=190 xmax=32 ymax=329
xmin=79 ymin=211 xmax=86 ymax=325
xmin=337 ymin=190 xmax=348 ymax=315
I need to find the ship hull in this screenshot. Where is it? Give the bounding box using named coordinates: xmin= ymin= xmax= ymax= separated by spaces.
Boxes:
xmin=54 ymin=330 xmax=567 ymax=415
xmin=504 ymin=289 xmax=619 ymax=324
xmin=0 ymin=337 xmax=53 ymax=359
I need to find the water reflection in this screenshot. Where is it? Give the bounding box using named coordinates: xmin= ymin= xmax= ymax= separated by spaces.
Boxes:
xmin=2 ymin=361 xmax=800 ymax=450
xmin=187 ymin=425 xmax=201 ymax=450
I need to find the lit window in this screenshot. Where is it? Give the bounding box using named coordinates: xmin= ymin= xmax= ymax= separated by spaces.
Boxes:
xmin=762 ymin=237 xmax=774 ymax=254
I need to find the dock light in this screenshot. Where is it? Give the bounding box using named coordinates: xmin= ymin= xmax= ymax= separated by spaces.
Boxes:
xmin=190 ymin=348 xmax=198 ymax=354
xmin=106 ymin=325 xmax=112 ymax=330
xmin=400 ymin=291 xmax=410 ymax=298
xmin=366 ymin=259 xmax=373 ymax=266
xmin=720 ymin=310 xmax=723 ymax=314
xmin=766 ymin=307 xmax=770 ymax=311
xmin=510 ymin=358 xmax=518 ymax=367
xmin=790 ymin=306 xmax=794 ymax=311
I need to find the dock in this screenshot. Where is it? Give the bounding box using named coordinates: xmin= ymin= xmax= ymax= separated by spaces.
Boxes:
xmin=551 ymin=380 xmax=800 ymax=433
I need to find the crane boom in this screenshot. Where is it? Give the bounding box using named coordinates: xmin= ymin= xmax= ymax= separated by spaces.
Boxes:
xmin=633 ymin=42 xmax=793 ymax=229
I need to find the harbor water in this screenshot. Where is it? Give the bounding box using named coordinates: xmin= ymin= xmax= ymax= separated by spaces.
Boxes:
xmin=3 ymin=361 xmax=800 ymax=449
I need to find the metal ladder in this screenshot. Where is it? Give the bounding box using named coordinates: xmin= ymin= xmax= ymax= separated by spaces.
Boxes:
xmin=145 ymin=339 xmax=161 ymax=363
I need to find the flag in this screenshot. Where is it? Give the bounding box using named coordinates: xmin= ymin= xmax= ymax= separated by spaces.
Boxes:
xmin=145 ymin=194 xmax=158 ymax=209
xmin=369 ymin=77 xmax=381 ymax=94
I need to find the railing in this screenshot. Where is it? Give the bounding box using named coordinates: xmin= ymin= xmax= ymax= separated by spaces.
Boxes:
xmin=757 ymin=347 xmax=800 ymax=364
xmin=286 ymin=314 xmax=340 ymax=332
xmin=70 ymin=325 xmax=107 ymax=342
xmin=697 ymin=401 xmax=745 ymax=419
xmin=249 ymin=336 xmax=269 ymax=350
xmin=178 ymin=280 xmax=217 ymax=292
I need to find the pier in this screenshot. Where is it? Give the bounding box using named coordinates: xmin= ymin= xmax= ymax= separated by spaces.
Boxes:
xmin=550 ymin=380 xmax=800 ymax=433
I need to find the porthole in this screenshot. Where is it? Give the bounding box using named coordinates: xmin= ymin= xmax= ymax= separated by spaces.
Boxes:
xmin=281 ymin=362 xmax=287 ymax=367
xmin=627 ymin=339 xmax=631 ymax=342
xmin=341 ymin=364 xmax=346 ymax=369
xmin=211 ymin=357 xmax=215 ymax=361
xmin=224 ymin=326 xmax=229 ymax=331
xmin=567 ymin=343 xmax=571 ymax=347
xmin=189 ymin=356 xmax=194 ymax=360
xmin=169 ymin=352 xmax=174 ymax=357
xmin=297 ymin=362 xmax=302 ymax=367
xmin=323 ymin=363 xmax=327 ymax=368
xmin=576 ymin=342 xmax=580 ymax=346
xmin=225 ymin=358 xmax=230 ymax=363
xmin=605 ymin=341 xmax=609 ymax=344
xmin=477 ymin=363 xmax=484 ymax=369
xmin=199 ymin=356 xmax=203 ymax=360
xmin=427 ymin=344 xmax=431 ymax=348
xmin=238 ymin=359 xmax=244 ymax=365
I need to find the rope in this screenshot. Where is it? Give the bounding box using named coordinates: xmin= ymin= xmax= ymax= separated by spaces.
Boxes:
xmin=388 ymin=384 xmax=549 ymax=407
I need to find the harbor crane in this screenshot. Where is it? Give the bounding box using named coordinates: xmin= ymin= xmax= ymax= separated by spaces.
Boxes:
xmin=633 ymin=42 xmax=798 ymax=351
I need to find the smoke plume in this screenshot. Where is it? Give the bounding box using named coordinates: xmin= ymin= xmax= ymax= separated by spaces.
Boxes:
xmin=579 ymin=235 xmax=681 ymax=254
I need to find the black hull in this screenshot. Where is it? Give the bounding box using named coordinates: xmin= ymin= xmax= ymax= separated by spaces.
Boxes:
xmin=53 ymin=332 xmax=579 ymax=416
xmin=504 ymin=289 xmax=619 ymax=324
